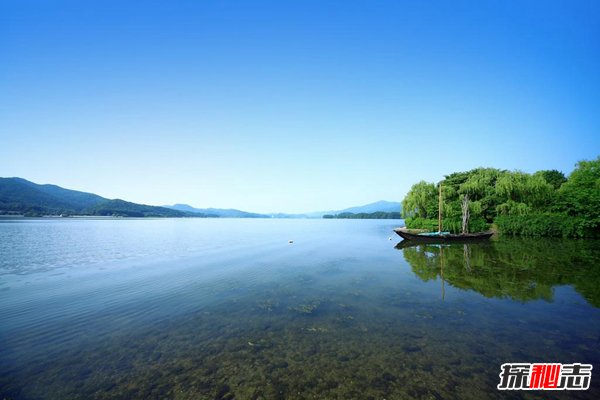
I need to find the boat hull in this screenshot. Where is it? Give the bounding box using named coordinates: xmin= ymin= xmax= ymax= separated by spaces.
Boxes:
xmin=393 ymin=228 xmax=493 ymax=242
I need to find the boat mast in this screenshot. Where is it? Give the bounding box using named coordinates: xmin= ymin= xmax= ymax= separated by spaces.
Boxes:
xmin=438 ymin=181 xmax=443 ymax=233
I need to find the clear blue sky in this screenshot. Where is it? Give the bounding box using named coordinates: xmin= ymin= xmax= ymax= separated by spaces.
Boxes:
xmin=1 ymin=1 xmax=599 ymax=213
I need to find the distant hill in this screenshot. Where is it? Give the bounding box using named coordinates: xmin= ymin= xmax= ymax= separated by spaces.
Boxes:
xmin=304 ymin=200 xmax=402 ymax=218
xmin=166 ymin=201 xmax=401 ymax=219
xmin=1 ymin=178 xmax=403 ymax=220
xmin=165 ymin=204 xmax=268 ymax=218
xmin=0 ymin=178 xmax=192 ymax=217
xmin=338 ymin=200 xmax=401 ymax=214
xmin=0 ymin=177 xmax=105 ymax=214
xmin=84 ymin=199 xmax=195 ymax=218
xmin=323 ymin=211 xmax=402 ymax=219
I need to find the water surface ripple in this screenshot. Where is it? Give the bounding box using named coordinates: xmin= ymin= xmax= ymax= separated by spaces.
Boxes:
xmin=0 ymin=218 xmax=599 ymax=399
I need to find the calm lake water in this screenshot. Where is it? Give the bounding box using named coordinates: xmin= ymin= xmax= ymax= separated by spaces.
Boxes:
xmin=0 ymin=218 xmax=599 ymax=399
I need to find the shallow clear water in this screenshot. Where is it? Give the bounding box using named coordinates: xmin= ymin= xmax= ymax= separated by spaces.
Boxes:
xmin=0 ymin=218 xmax=599 ymax=399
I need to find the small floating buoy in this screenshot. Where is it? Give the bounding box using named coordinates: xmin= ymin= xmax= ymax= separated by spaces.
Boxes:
xmin=288 ymin=240 xmax=294 ymax=244
xmin=388 ymin=237 xmax=392 ymax=240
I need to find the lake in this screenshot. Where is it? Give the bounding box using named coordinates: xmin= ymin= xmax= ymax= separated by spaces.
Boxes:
xmin=1 ymin=218 xmax=599 ymax=399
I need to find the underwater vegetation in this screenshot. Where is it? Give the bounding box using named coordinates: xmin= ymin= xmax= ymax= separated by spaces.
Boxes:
xmin=2 ymin=236 xmax=599 ymax=399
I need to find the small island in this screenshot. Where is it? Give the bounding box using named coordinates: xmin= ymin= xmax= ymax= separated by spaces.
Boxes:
xmin=401 ymin=157 xmax=600 ymax=238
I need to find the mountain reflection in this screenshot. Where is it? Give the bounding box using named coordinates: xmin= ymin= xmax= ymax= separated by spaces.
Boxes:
xmin=396 ymin=237 xmax=600 ymax=307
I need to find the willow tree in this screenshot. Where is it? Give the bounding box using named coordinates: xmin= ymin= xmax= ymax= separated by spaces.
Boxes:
xmin=402 ymin=181 xmax=437 ymax=218
xmin=438 ymin=168 xmax=503 ymax=223
xmin=401 ymin=157 xmax=599 ymax=237
xmin=457 ymin=168 xmax=503 ymax=222
xmin=495 ymin=171 xmax=554 ymax=215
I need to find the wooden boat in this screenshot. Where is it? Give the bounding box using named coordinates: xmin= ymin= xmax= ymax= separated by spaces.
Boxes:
xmin=393 ymin=228 xmax=493 ymax=243
xmin=394 ymin=181 xmax=493 ymax=243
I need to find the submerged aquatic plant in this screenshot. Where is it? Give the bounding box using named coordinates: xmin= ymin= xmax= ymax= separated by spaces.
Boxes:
xmin=289 ymin=299 xmax=321 ymax=314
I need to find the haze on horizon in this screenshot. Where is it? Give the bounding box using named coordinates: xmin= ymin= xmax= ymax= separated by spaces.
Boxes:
xmin=1 ymin=1 xmax=599 ymax=214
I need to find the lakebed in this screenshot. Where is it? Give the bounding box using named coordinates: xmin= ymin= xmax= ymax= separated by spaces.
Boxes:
xmin=1 ymin=218 xmax=599 ymax=399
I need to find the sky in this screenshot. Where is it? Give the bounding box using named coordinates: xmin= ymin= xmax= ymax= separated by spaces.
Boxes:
xmin=1 ymin=0 xmax=599 ymax=213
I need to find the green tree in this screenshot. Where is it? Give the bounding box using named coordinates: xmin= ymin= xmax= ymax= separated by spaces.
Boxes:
xmin=495 ymin=171 xmax=554 ymax=215
xmin=457 ymin=168 xmax=503 ymax=222
xmin=558 ymin=157 xmax=600 ymax=232
xmin=402 ymin=181 xmax=437 ymax=218
xmin=535 ymin=169 xmax=567 ymax=190
xmin=401 ymin=157 xmax=599 ymax=237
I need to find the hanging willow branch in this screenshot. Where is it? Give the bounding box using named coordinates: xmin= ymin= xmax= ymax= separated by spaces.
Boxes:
xmin=461 ymin=194 xmax=470 ymax=234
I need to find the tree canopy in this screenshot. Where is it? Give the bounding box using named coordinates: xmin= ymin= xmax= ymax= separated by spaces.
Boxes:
xmin=401 ymin=157 xmax=600 ymax=237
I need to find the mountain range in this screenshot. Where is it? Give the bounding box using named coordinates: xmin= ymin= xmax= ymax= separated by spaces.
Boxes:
xmin=305 ymin=200 xmax=401 ymax=218
xmin=163 ymin=200 xmax=401 ymax=219
xmin=0 ymin=177 xmax=401 ymax=218
xmin=164 ymin=204 xmax=268 ymax=218
xmin=0 ymin=177 xmax=193 ymax=217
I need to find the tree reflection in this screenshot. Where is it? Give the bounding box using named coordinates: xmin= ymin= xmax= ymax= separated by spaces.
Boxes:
xmin=396 ymin=238 xmax=600 ymax=307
